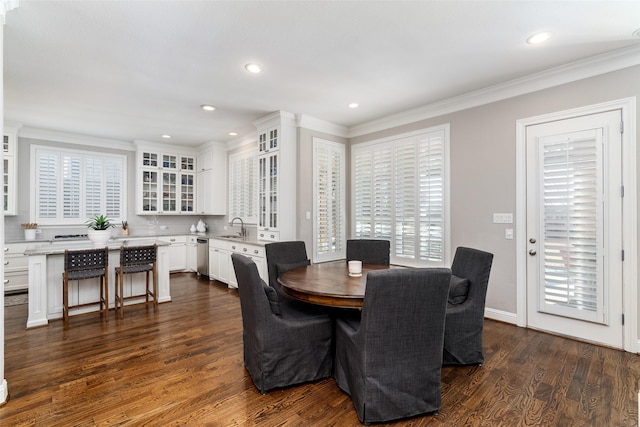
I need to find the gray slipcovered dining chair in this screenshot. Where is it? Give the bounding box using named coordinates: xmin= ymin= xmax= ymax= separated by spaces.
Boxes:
xmin=335 ymin=268 xmax=451 ymax=424
xmin=231 ymin=253 xmax=333 ymax=394
xmin=443 ymin=247 xmax=494 ymax=365
xmin=346 ymin=239 xmax=390 ymax=265
xmin=265 ymin=241 xmax=311 ymax=299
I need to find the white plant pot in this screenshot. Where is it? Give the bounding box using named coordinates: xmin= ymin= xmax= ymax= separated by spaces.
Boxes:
xmin=24 ymin=229 xmax=36 ymax=241
xmin=87 ymin=229 xmax=112 ymax=246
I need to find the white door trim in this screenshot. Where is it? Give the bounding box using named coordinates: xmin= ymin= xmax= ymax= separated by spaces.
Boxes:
xmin=515 ymin=97 xmax=637 ymax=352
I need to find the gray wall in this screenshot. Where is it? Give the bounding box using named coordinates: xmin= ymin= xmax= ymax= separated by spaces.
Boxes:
xmin=349 ymin=65 xmax=640 ymax=316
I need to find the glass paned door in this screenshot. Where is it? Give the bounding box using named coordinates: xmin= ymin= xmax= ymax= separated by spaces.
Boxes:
xmin=181 ymin=173 xmax=195 ymax=212
xmin=142 ymin=170 xmax=158 ymax=212
xmin=162 ymin=172 xmax=177 ymax=212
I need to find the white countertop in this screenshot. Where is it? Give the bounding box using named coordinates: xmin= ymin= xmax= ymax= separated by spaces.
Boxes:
xmin=23 ymin=238 xmax=169 ymax=256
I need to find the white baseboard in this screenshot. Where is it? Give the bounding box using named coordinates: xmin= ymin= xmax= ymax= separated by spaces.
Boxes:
xmin=484 ymin=307 xmax=517 ymax=325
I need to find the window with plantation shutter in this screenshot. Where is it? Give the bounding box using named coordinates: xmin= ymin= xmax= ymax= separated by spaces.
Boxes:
xmin=32 ymin=146 xmax=126 ymax=225
xmin=539 ymin=130 xmax=603 ymax=321
xmin=352 ymin=125 xmax=449 ymax=267
xmin=228 ymin=149 xmax=257 ymax=223
xmin=313 ymin=138 xmax=346 ymax=262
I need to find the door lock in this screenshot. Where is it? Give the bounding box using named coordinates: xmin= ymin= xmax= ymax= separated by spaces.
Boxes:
xmin=529 ymin=238 xmax=536 ymax=244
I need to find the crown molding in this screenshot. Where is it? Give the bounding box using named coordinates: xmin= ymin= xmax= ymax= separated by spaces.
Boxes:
xmin=348 ymin=44 xmax=640 ymax=138
xmin=296 ymin=114 xmax=348 ymax=138
xmin=20 ymin=127 xmax=135 ymax=151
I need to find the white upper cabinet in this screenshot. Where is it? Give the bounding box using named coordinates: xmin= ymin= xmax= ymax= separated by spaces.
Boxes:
xmin=196 ymin=142 xmax=227 ymax=215
xmin=253 ymin=111 xmax=296 ymax=241
xmin=135 ymin=142 xmax=197 ymax=215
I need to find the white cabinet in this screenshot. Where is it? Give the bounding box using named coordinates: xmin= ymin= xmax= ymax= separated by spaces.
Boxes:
xmin=209 ymin=239 xmax=231 ymax=283
xmin=209 ymin=238 xmax=265 ymax=289
xmin=196 ymin=143 xmax=227 ymax=215
xmin=253 ymin=111 xmax=296 ymax=241
xmin=4 ymin=242 xmax=29 ymax=293
xmin=3 ymin=125 xmax=19 ymax=216
xmin=158 ymin=235 xmax=187 ymax=272
xmin=187 ymin=235 xmax=198 ymax=272
xmin=135 ymin=142 xmax=197 ymax=215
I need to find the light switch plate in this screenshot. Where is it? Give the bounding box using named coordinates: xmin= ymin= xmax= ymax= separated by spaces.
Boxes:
xmin=505 ymin=228 xmax=514 ymax=240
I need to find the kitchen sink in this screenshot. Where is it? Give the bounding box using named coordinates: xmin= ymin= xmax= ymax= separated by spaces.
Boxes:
xmin=218 ymin=234 xmax=244 ymax=239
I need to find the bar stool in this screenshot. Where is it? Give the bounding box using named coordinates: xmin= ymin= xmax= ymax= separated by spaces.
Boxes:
xmin=62 ymin=247 xmax=109 ymax=328
xmin=114 ymin=244 xmax=158 ymax=319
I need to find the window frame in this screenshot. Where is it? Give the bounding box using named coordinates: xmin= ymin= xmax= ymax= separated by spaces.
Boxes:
xmin=30 ymin=145 xmax=127 ymax=226
xmin=351 ymin=124 xmax=450 ymax=267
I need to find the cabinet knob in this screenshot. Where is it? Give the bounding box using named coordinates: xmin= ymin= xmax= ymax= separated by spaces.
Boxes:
xmin=3 ymin=279 xmax=8 ymax=284
xmin=4 ymin=261 xmax=8 ymax=265
xmin=254 ymin=250 xmax=258 ymax=254
xmin=243 ymin=248 xmax=247 ymax=252
xmin=231 ymin=246 xmax=236 ymax=250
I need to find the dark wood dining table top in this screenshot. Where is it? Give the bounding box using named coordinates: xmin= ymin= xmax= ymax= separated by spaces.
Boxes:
xmin=277 ymin=260 xmax=402 ymax=308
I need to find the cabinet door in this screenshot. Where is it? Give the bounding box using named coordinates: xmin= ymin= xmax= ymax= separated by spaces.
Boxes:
xmin=197 ymin=170 xmax=212 ymax=215
xmin=141 ymin=170 xmax=159 ymax=212
xmin=167 ymin=243 xmax=186 ymax=271
xmin=197 ymin=151 xmax=213 ymax=172
xmin=180 ymin=173 xmax=195 ymax=213
xmin=162 ymin=171 xmax=177 ymax=212
xmin=187 ymin=242 xmax=197 ymax=272
xmin=258 ymin=152 xmax=279 ymax=230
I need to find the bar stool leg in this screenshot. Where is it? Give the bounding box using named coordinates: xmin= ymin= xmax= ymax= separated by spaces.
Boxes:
xmin=119 ymin=269 xmax=125 ymax=319
xmin=104 ymin=270 xmax=109 ymax=322
xmin=153 ymin=263 xmax=158 ymax=312
xmin=63 ymin=274 xmax=69 ymax=328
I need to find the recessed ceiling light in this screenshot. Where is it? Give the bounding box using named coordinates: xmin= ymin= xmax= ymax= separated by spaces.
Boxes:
xmin=348 ymin=102 xmax=359 ymax=109
xmin=201 ymin=104 xmax=216 ymax=111
xmin=228 ymin=132 xmax=238 ymax=136
xmin=161 ymin=134 xmax=171 ymax=139
xmin=526 ymin=31 xmax=552 ymax=45
xmin=245 ymin=63 xmax=262 ymax=74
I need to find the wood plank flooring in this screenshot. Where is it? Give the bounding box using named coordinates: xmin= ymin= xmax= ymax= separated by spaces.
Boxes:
xmin=1 ymin=272 xmax=639 ymax=426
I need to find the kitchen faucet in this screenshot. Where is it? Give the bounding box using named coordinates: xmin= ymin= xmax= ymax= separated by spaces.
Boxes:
xmin=230 ymin=217 xmax=246 ymax=239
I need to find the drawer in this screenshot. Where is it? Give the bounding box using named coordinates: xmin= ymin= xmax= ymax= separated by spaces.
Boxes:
xmin=4 ymin=254 xmax=29 ymax=272
xmin=229 ymin=243 xmax=264 ymax=258
xmin=258 ymin=230 xmax=280 ymax=242
xmin=209 ymin=238 xmax=230 ymax=251
xmin=187 ymin=236 xmax=198 ymax=244
xmin=160 ymin=235 xmax=187 ymax=244
xmin=4 ymin=271 xmax=29 ymax=292
xmin=5 ymin=242 xmax=31 ymax=255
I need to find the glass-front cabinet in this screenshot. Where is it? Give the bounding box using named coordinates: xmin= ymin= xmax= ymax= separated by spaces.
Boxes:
xmin=258 ymin=152 xmax=279 ymax=231
xmin=136 ymin=144 xmax=196 ymax=215
xmin=253 ymin=111 xmax=296 ymax=242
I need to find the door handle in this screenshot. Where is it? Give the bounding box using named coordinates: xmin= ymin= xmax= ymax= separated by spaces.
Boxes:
xmin=529 ymin=238 xmax=536 ymax=244
xmin=529 ymin=249 xmax=537 ymax=256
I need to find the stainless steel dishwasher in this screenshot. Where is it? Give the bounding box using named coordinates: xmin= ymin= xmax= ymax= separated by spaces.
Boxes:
xmin=196 ymin=238 xmax=209 ymax=277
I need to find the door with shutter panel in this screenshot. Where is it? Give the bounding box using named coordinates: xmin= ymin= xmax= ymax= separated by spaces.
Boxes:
xmin=525 ymin=110 xmax=623 ymax=348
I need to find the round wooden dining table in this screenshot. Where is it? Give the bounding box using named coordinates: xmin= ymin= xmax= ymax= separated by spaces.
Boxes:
xmin=277 ymin=260 xmax=401 ymax=308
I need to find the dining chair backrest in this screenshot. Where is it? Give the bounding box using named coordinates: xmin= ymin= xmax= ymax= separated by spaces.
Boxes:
xmin=346 ymin=239 xmax=390 ymax=265
xmin=264 ymin=241 xmax=310 ymax=295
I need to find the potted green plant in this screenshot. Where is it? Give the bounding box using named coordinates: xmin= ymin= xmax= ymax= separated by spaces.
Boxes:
xmin=86 ymin=214 xmax=115 ymax=245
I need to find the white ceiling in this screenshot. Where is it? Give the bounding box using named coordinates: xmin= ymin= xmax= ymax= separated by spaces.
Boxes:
xmin=4 ymin=1 xmax=640 ymax=147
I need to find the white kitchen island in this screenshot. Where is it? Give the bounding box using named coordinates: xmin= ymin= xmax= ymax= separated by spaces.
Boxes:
xmin=24 ymin=238 xmax=171 ymax=328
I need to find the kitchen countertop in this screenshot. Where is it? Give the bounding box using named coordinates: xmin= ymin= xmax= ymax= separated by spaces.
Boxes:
xmin=12 ymin=231 xmax=266 ymax=251
xmin=24 ymin=238 xmax=169 ymax=256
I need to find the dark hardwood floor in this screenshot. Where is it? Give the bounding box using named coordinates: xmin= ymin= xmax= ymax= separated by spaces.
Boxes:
xmin=1 ymin=272 xmax=639 ymax=426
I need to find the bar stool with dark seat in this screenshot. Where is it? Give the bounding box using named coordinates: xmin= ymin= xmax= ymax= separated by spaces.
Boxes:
xmin=114 ymin=244 xmax=158 ymax=319
xmin=62 ymin=247 xmax=109 ymax=328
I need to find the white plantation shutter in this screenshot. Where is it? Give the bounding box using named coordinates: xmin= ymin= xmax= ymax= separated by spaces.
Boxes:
xmin=228 ymin=150 xmax=257 ymax=222
xmin=540 ymin=130 xmax=603 ymax=321
xmin=32 ymin=146 xmax=126 ymax=225
xmin=353 ymin=126 xmax=448 ymax=266
xmin=313 ymin=139 xmax=345 ymax=262
xmin=36 ymin=152 xmax=58 ymax=219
